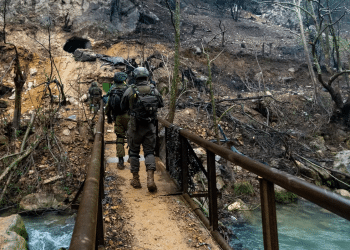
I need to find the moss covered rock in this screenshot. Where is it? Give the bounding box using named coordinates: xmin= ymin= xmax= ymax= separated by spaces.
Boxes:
xmin=0 ymin=214 xmax=28 ymax=250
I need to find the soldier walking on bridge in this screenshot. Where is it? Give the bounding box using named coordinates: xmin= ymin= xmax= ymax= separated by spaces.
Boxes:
xmin=121 ymin=67 xmax=164 ymax=192
xmin=88 ymin=82 xmax=102 ymax=113
xmin=106 ymin=72 xmax=130 ymax=170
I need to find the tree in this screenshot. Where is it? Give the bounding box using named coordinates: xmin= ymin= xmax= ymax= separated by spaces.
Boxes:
xmin=281 ymin=0 xmax=350 ymax=122
xmin=0 ymin=0 xmax=9 ymax=43
xmin=12 ymin=46 xmax=27 ymax=134
xmin=215 ymin=0 xmax=248 ymax=21
xmin=202 ymin=47 xmax=224 ymax=144
xmin=167 ymin=0 xmax=181 ymax=123
xmin=305 ymin=0 xmax=350 ymax=118
xmin=293 ymin=0 xmax=318 ymax=98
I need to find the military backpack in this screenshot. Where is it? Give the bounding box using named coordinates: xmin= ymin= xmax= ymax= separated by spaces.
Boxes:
xmin=90 ymin=87 xmax=101 ymax=97
xmin=108 ymin=87 xmax=126 ymax=117
xmin=131 ymin=84 xmax=159 ymax=122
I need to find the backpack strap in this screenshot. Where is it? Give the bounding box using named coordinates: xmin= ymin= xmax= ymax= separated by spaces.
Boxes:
xmin=131 ymin=84 xmax=140 ymax=96
xmin=150 ymin=85 xmax=155 ymax=95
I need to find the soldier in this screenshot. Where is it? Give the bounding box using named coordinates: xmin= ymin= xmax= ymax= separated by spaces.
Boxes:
xmin=121 ymin=67 xmax=164 ymax=192
xmin=106 ymin=72 xmax=129 ymax=170
xmin=88 ymin=82 xmax=102 ymax=113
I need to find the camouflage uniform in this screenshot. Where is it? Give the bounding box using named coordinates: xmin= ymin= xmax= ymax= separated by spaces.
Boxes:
xmin=105 ymin=82 xmax=130 ymax=160
xmin=88 ymin=82 xmax=102 ymax=112
xmin=121 ymin=81 xmax=164 ymax=174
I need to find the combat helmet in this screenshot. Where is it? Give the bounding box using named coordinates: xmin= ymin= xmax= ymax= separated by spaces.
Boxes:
xmin=91 ymin=82 xmax=98 ymax=87
xmin=133 ymin=67 xmax=149 ymax=79
xmin=113 ymin=72 xmax=128 ymax=83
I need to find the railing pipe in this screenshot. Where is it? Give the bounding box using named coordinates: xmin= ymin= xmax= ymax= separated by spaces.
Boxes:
xmin=69 ymin=104 xmax=104 ymax=250
xmin=158 ymin=118 xmax=350 ymax=221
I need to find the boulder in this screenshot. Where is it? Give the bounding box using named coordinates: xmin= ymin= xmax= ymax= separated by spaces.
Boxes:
xmin=193 ymin=147 xmax=206 ymax=162
xmin=216 ymin=176 xmax=225 ymax=190
xmin=139 ymin=10 xmax=159 ymax=24
xmin=274 ymin=185 xmax=298 ymax=204
xmin=0 ymin=214 xmax=27 ymax=250
xmin=73 ymin=49 xmax=96 ymax=62
xmin=193 ymin=46 xmax=202 ymax=55
xmin=62 ymin=129 xmax=71 ymax=136
xmin=261 ymin=4 xmax=299 ymax=29
xmin=228 ymin=199 xmax=248 ymax=211
xmin=0 ymin=135 xmax=8 ymax=145
xmin=335 ymin=189 xmax=350 ymax=199
xmin=20 ymin=193 xmax=61 ymax=211
xmin=29 ymin=68 xmax=37 ymax=76
xmin=80 ymin=94 xmax=88 ymax=102
xmin=310 ymin=136 xmax=327 ymax=151
xmin=333 ymin=150 xmax=350 ymax=175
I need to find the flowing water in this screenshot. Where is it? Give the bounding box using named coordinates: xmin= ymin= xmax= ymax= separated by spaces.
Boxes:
xmin=22 ymin=212 xmax=75 ymax=250
xmin=227 ymin=200 xmax=350 ymax=250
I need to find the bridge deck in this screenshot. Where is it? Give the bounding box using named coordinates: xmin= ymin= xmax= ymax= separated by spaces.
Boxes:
xmin=104 ymin=125 xmax=221 ymax=250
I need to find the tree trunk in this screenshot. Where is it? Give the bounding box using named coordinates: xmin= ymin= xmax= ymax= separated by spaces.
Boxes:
xmin=12 ymin=87 xmax=22 ymax=131
xmin=167 ymin=0 xmax=180 ymax=123
xmin=294 ymin=0 xmax=318 ymax=97
xmin=324 ymin=27 xmax=332 ymax=73
xmin=205 ymin=52 xmax=219 ymax=144
xmin=2 ymin=0 xmax=7 ymax=43
xmin=12 ymin=49 xmax=27 ymax=134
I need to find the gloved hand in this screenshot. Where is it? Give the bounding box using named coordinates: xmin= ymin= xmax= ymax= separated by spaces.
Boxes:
xmin=107 ymin=116 xmax=113 ymax=124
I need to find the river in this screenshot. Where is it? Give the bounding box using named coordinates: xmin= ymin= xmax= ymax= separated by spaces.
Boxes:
xmin=227 ymin=200 xmax=350 ymax=250
xmin=22 ymin=211 xmax=75 ymax=250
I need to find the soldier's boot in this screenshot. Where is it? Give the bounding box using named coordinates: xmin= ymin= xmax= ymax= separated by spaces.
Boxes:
xmin=130 ymin=172 xmax=141 ymax=189
xmin=147 ymin=170 xmax=157 ymax=192
xmin=117 ymin=157 xmax=125 ymax=170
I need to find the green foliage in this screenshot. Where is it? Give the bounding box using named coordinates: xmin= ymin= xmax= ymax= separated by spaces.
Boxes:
xmin=234 ymin=181 xmax=254 ymax=196
xmin=15 ymin=129 xmax=22 ymax=137
xmin=63 ymin=186 xmax=71 ymax=195
xmin=160 ymin=86 xmax=169 ymax=95
xmin=275 ymin=191 xmax=298 ymax=204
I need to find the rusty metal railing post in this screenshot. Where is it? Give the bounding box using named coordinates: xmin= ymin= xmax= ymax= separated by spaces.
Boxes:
xmin=207 ymin=150 xmax=218 ymax=231
xmin=69 ymin=102 xmax=104 ymax=250
xmin=181 ymin=135 xmax=189 ymax=194
xmin=259 ymin=177 xmax=279 ymax=250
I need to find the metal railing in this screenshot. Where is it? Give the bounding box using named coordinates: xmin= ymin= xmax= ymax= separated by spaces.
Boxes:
xmin=69 ymin=103 xmax=105 ymax=250
xmin=158 ymin=118 xmax=350 ymax=250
